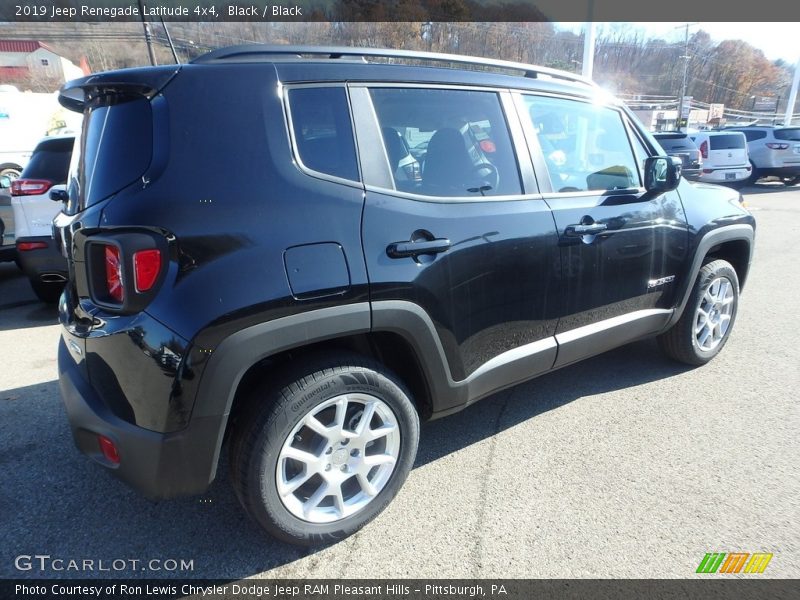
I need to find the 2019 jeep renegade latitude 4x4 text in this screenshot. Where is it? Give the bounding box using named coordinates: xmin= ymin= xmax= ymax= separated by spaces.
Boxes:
xmin=54 ymin=46 xmax=755 ymax=546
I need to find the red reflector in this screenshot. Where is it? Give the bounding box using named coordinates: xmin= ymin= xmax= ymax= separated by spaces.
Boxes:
xmin=17 ymin=241 xmax=48 ymax=251
xmin=97 ymin=435 xmax=120 ymax=464
xmin=479 ymin=140 xmax=497 ymax=153
xmin=133 ymin=248 xmax=161 ymax=292
xmin=10 ymin=178 xmax=53 ymax=197
xmin=104 ymin=245 xmax=124 ymax=303
xmin=702 ymin=168 xmax=713 ymax=174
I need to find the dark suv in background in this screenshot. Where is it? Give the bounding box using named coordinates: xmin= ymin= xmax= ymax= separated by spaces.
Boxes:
xmin=55 ymin=46 xmax=755 ymax=546
xmin=653 ymin=132 xmax=703 ymax=180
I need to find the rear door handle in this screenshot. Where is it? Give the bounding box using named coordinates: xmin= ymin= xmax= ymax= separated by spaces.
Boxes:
xmin=387 ymin=238 xmax=451 ymax=259
xmin=565 ymin=223 xmax=608 ymax=237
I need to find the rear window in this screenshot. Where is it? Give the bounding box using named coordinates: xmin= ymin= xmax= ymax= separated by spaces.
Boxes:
xmin=656 ymin=137 xmax=697 ymax=152
xmin=21 ymin=138 xmax=73 ymax=182
xmin=775 ymin=128 xmax=800 ymax=141
xmin=69 ymin=97 xmax=153 ymax=212
xmin=287 ymin=87 xmax=360 ymax=182
xmin=709 ymin=134 xmax=746 ymax=150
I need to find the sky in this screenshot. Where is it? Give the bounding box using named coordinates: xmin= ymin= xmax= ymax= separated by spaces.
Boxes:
xmin=557 ymin=22 xmax=800 ymax=63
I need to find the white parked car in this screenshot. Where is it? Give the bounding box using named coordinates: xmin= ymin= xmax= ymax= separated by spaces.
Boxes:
xmin=10 ymin=135 xmax=73 ymax=302
xmin=689 ymin=131 xmax=751 ymax=185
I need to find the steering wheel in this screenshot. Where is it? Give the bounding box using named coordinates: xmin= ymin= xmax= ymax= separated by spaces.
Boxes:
xmin=470 ymin=162 xmax=500 ymax=193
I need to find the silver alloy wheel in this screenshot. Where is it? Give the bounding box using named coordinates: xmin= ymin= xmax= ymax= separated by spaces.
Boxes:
xmin=694 ymin=276 xmax=734 ymax=351
xmin=275 ymin=393 xmax=401 ymax=524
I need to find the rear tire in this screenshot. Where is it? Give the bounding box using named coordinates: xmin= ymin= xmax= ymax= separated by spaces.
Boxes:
xmin=658 ymin=259 xmax=739 ymax=366
xmin=229 ymin=353 xmax=419 ymax=546
xmin=744 ymin=161 xmax=760 ymax=185
xmin=783 ymin=175 xmax=800 ymax=186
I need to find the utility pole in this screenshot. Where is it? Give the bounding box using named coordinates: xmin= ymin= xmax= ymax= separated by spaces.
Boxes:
xmin=675 ymin=23 xmax=695 ymax=132
xmin=137 ymin=0 xmax=157 ymax=66
xmin=581 ymin=1 xmax=595 ymax=80
xmin=784 ymin=53 xmax=800 ymax=126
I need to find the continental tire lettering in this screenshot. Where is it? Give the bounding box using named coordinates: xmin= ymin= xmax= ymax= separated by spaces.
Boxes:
xmin=291 ymin=381 xmax=333 ymax=412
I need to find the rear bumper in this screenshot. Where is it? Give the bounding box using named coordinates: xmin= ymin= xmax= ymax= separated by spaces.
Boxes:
xmin=697 ymin=167 xmax=750 ymax=183
xmin=58 ymin=336 xmax=224 ymax=499
xmin=16 ymin=236 xmax=67 ymax=282
xmin=757 ymin=165 xmax=800 ymax=177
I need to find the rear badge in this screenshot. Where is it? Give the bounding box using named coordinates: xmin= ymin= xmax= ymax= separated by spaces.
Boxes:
xmin=648 ymin=275 xmax=676 ymax=289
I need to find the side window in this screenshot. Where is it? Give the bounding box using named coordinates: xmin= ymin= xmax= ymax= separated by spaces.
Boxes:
xmin=369 ymin=88 xmax=521 ymax=197
xmin=743 ymin=130 xmax=767 ymax=142
xmin=521 ymin=95 xmax=641 ymax=193
xmin=287 ymin=87 xmax=359 ymax=182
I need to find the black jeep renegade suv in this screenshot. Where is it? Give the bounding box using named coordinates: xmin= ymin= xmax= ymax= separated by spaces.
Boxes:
xmin=54 ymin=46 xmax=755 ymax=546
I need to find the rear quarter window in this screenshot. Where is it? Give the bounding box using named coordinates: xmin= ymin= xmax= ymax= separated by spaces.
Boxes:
xmin=741 ymin=130 xmax=767 ymax=142
xmin=710 ymin=134 xmax=746 ymax=150
xmin=287 ymin=87 xmax=360 ymax=182
xmin=72 ymin=97 xmax=153 ymax=210
xmin=21 ymin=138 xmax=73 ymax=183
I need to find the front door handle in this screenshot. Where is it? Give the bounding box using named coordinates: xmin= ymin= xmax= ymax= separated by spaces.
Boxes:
xmin=387 ymin=238 xmax=451 ymax=259
xmin=564 ymin=223 xmax=608 ymax=237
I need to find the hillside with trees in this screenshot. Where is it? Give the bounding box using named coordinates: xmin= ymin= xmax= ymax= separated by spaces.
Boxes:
xmin=1 ymin=21 xmax=794 ymax=112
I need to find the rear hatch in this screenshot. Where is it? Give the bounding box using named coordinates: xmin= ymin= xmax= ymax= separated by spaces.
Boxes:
xmin=708 ymin=133 xmax=748 ymax=167
xmin=53 ymin=66 xmax=178 ymax=331
xmin=655 ymin=134 xmax=701 ymax=168
xmin=11 ymin=136 xmax=72 ymax=237
xmin=774 ymin=128 xmax=800 ymax=165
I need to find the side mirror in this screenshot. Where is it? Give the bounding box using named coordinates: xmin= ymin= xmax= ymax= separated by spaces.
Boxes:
xmin=50 ymin=189 xmax=69 ymax=202
xmin=0 ymin=175 xmax=10 ymax=190
xmin=644 ymin=156 xmax=681 ymax=193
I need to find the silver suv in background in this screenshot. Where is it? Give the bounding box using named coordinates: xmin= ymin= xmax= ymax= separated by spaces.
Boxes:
xmin=724 ymin=125 xmax=800 ymax=186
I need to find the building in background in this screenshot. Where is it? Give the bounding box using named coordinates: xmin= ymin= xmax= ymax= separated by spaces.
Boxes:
xmin=0 ymin=41 xmax=87 ymax=91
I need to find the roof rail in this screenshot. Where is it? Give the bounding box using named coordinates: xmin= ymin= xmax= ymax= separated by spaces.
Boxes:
xmin=191 ymin=45 xmax=596 ymax=87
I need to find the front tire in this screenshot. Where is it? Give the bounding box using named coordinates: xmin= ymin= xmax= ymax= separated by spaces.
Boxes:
xmin=229 ymin=353 xmax=420 ymax=546
xmin=658 ymin=259 xmax=740 ymax=366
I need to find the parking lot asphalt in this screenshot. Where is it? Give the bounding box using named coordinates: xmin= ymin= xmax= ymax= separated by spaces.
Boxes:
xmin=1 ymin=182 xmax=798 ymax=580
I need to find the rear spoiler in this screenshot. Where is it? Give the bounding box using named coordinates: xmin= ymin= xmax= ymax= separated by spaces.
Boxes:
xmin=59 ymin=65 xmax=181 ymax=112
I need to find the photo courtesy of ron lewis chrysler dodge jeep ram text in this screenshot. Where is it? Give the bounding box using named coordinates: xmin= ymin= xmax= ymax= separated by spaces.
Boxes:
xmin=54 ymin=46 xmax=754 ymax=546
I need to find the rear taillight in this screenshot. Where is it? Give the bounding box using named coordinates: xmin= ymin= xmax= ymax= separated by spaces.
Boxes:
xmin=10 ymin=178 xmax=53 ymax=197
xmin=133 ymin=249 xmax=162 ymax=292
xmin=92 ymin=239 xmax=165 ymax=309
xmin=766 ymin=143 xmax=790 ymax=150
xmin=699 ymin=141 xmax=708 ymax=159
xmin=17 ymin=241 xmax=48 ymax=251
xmin=104 ymin=245 xmax=124 ymax=303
